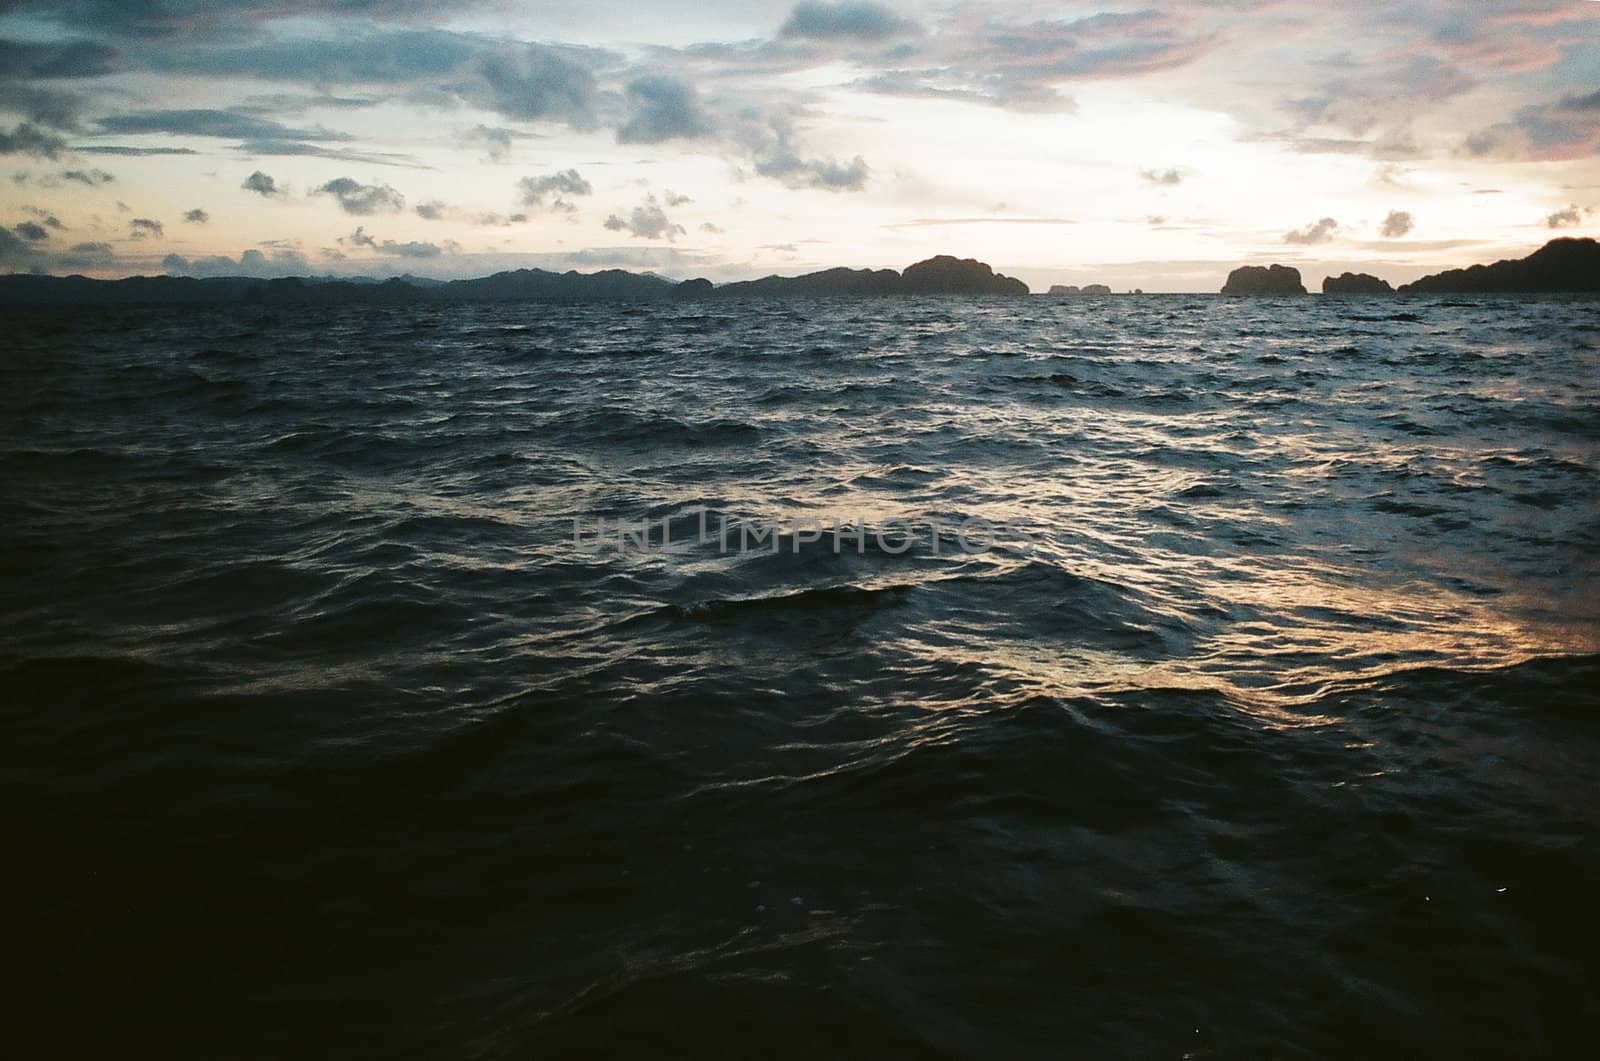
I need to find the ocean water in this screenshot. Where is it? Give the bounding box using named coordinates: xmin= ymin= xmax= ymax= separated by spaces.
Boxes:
xmin=3 ymin=295 xmax=1598 ymax=1058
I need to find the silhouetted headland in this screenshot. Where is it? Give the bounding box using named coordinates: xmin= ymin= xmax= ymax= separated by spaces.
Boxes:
xmin=1397 ymin=237 xmax=1599 ymax=293
xmin=707 ymin=255 xmax=1027 ymax=297
xmin=1221 ymin=264 xmax=1307 ymax=295
xmin=0 ymin=255 xmax=1027 ymax=305
xmin=1323 ymin=272 xmax=1394 ymax=294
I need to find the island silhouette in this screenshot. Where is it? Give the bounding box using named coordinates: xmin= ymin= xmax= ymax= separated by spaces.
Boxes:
xmin=1 ymin=239 xmax=1595 ymax=305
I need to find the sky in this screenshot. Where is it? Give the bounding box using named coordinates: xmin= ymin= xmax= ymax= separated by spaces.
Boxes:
xmin=1 ymin=0 xmax=1597 ymax=291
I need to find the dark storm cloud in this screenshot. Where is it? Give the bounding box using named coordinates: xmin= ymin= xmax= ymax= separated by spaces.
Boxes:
xmin=602 ymin=196 xmax=685 ymax=241
xmin=517 ymin=169 xmax=592 ymax=210
xmin=1283 ymin=217 xmax=1340 ymax=245
xmin=129 ymin=217 xmax=164 ymax=239
xmin=183 ymin=208 xmax=208 ymax=223
xmin=317 ymin=177 xmax=404 ymax=215
xmin=241 ymin=170 xmax=284 ymax=197
xmin=0 ymin=122 xmax=68 ymax=158
xmin=778 ymin=2 xmax=921 ymax=43
xmin=617 ymin=75 xmax=714 ymax=144
xmin=0 ymin=37 xmax=122 ymax=80
xmin=96 ymin=108 xmax=350 ymax=142
xmin=12 ymin=219 xmax=50 ymax=241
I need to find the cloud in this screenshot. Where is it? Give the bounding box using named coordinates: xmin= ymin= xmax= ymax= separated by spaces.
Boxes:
xmin=414 ymin=200 xmax=527 ymax=225
xmin=60 ymin=168 xmax=114 ymax=185
xmin=0 ymin=37 xmax=121 ymax=80
xmin=95 ymin=108 xmax=350 ymax=142
xmin=1460 ymin=92 xmax=1600 ymax=162
xmin=617 ymin=75 xmax=714 ymax=144
xmin=460 ymin=124 xmax=531 ymax=163
xmin=317 ymin=177 xmax=404 ymax=214
xmin=129 ymin=217 xmax=164 ymax=239
xmin=735 ymin=108 xmax=869 ymax=191
xmin=467 ymin=42 xmax=604 ymax=128
xmin=12 ymin=220 xmax=50 ymax=242
xmin=241 ymin=170 xmax=284 ymax=197
xmin=236 ymin=139 xmax=424 ymax=167
xmin=380 ymin=240 xmax=445 ymax=258
xmin=602 ymin=195 xmax=685 ymax=240
xmin=1380 ymin=210 xmax=1414 ymax=238
xmin=0 ymin=122 xmax=68 ymax=158
xmin=883 ymin=215 xmax=1077 ymax=228
xmin=183 ymin=208 xmax=209 ymax=224
xmin=664 ymin=190 xmax=692 ymax=207
xmin=59 ymin=241 xmax=115 ymax=269
xmin=565 ymin=246 xmax=710 ymax=268
xmin=339 ymin=225 xmax=448 ymax=257
xmin=0 ymin=226 xmax=30 ymax=265
xmin=1284 ymin=217 xmax=1340 ymax=245
xmin=20 ymin=206 xmax=65 ymax=230
xmin=0 ymin=82 xmax=89 ymax=131
xmin=517 ymin=168 xmax=592 ymax=211
xmin=162 ymin=247 xmax=311 ymax=279
xmin=75 ymin=145 xmax=198 ymax=156
xmin=0 ymin=2 xmax=493 ymax=39
xmin=778 ymin=2 xmax=920 ymax=43
xmin=1545 ymin=204 xmax=1582 ymax=229
xmin=1141 ymin=167 xmax=1182 ymax=185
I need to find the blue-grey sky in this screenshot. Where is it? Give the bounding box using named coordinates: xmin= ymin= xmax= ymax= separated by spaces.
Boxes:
xmin=2 ymin=0 xmax=1597 ymax=289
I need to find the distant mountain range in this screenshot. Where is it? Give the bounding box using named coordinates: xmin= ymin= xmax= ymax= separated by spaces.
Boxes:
xmin=1 ymin=241 xmax=1595 ymax=305
xmin=0 ymin=254 xmax=1027 ymax=305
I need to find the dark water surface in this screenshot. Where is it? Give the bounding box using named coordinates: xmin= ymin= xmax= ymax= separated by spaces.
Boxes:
xmin=3 ymin=296 xmax=1598 ymax=1058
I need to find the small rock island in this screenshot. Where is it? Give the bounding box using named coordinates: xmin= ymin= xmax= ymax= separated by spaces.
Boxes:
xmin=1323 ymin=272 xmax=1394 ymax=294
xmin=1221 ymin=264 xmax=1306 ymax=295
xmin=1049 ymin=283 xmax=1113 ymax=295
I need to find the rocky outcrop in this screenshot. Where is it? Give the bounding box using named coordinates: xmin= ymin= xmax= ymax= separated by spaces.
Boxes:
xmin=1221 ymin=264 xmax=1306 ymax=295
xmin=1049 ymin=283 xmax=1112 ymax=295
xmin=672 ymin=277 xmax=715 ymax=299
xmin=899 ymin=255 xmax=1029 ymax=295
xmin=1398 ymin=237 xmax=1600 ymax=294
xmin=1322 ymin=272 xmax=1394 ymax=294
xmin=712 ymin=256 xmax=1027 ymax=297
